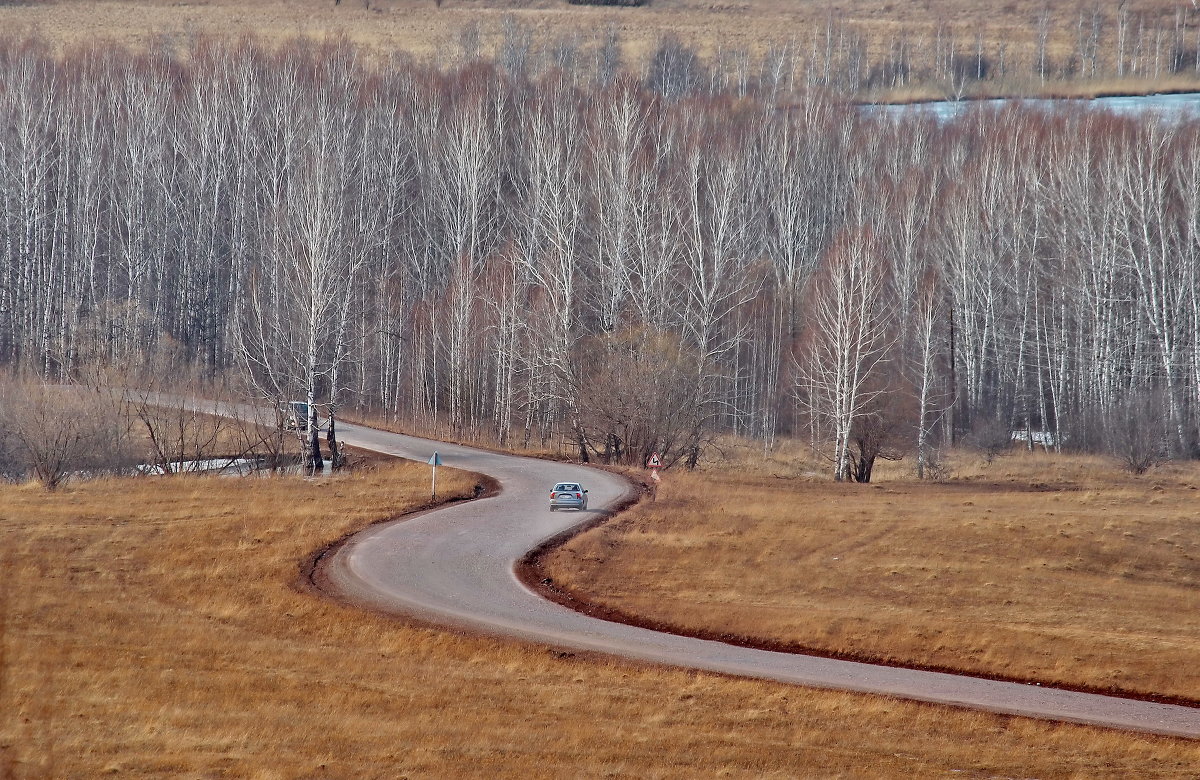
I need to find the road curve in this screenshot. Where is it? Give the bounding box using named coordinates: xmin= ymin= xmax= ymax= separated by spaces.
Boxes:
xmin=315 ymin=421 xmax=1200 ymax=738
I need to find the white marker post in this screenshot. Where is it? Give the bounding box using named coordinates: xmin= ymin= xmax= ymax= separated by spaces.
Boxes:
xmin=648 ymin=452 xmax=661 ymax=501
xmin=428 ymin=451 xmax=443 ymax=499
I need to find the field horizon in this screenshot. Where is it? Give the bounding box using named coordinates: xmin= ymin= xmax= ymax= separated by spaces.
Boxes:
xmin=6 ymin=0 xmax=1200 ymax=101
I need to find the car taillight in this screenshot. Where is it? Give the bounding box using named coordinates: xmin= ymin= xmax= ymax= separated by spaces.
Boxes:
xmin=575 ymin=492 xmax=582 ymax=498
xmin=550 ymin=492 xmax=556 ymax=498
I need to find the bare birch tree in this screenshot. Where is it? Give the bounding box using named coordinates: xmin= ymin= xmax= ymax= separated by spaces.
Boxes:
xmin=797 ymin=227 xmax=895 ymax=481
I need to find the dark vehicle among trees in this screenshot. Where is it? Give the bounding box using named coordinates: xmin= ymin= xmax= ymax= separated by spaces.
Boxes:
xmin=279 ymin=402 xmax=325 ymax=433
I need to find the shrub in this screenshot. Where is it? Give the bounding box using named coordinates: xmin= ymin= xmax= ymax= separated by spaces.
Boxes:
xmin=965 ymin=415 xmax=1011 ymax=464
xmin=0 ymin=380 xmax=134 ymax=489
xmin=1103 ymin=390 xmax=1169 ymax=475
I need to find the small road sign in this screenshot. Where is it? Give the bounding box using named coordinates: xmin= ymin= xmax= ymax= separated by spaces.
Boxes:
xmin=650 ymin=470 xmax=661 ymax=482
xmin=428 ymin=451 xmax=443 ymax=498
xmin=647 ymin=452 xmax=661 ymax=468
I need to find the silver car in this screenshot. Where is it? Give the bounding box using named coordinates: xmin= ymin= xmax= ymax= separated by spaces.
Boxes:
xmin=549 ymin=482 xmax=588 ymax=511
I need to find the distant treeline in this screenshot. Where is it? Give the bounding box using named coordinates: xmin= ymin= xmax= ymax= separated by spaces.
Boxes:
xmin=1 ymin=35 xmax=1198 ymax=476
xmin=455 ymin=4 xmax=1200 ymax=100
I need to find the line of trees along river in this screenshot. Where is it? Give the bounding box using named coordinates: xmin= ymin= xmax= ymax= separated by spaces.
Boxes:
xmin=2 ymin=36 xmax=1198 ymax=478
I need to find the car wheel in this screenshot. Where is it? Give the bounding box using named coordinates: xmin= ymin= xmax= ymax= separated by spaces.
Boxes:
xmin=549 ymin=506 xmax=556 ymax=512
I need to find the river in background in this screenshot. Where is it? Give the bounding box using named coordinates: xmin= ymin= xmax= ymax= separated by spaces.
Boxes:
xmin=867 ymin=92 xmax=1200 ymax=122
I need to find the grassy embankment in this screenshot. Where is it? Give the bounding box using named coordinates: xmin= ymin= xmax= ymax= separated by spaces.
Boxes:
xmin=542 ymin=446 xmax=1200 ymax=704
xmin=7 ymin=0 xmax=1200 ymax=101
xmin=2 ymin=460 xmax=1198 ymax=776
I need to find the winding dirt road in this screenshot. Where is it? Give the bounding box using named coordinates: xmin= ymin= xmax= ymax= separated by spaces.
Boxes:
xmin=317 ymin=420 xmax=1199 ymax=738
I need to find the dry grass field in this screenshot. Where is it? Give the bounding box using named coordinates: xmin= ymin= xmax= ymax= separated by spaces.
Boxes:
xmin=2 ymin=461 xmax=1199 ymax=776
xmin=5 ymin=0 xmax=1199 ymax=97
xmin=542 ymin=449 xmax=1200 ymax=705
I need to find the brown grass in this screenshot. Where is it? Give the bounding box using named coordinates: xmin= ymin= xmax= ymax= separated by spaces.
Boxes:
xmin=543 ymin=448 xmax=1200 ymax=703
xmin=7 ymin=0 xmax=1200 ymax=97
xmin=2 ymin=461 xmax=1198 ymax=776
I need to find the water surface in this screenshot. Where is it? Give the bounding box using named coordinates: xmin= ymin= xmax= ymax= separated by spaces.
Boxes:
xmin=868 ymin=92 xmax=1200 ymax=122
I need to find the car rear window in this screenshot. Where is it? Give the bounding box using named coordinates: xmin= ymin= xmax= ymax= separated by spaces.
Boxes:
xmin=555 ymin=484 xmax=578 ymax=491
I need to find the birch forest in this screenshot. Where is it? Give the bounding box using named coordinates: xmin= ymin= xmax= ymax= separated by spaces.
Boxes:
xmin=2 ymin=33 xmax=1199 ymax=478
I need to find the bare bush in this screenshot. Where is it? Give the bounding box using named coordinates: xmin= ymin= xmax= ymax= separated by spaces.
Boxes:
xmin=131 ymin=393 xmax=226 ymax=474
xmin=128 ymin=386 xmax=285 ymax=475
xmin=572 ymin=327 xmax=703 ymax=467
xmin=1104 ymin=390 xmax=1168 ymax=475
xmin=965 ymin=415 xmax=1011 ymax=464
xmin=0 ymin=415 xmax=21 ymax=480
xmin=920 ymin=448 xmax=952 ymax=481
xmin=846 ymin=410 xmax=904 ymax=483
xmin=0 ymin=380 xmax=134 ymax=489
